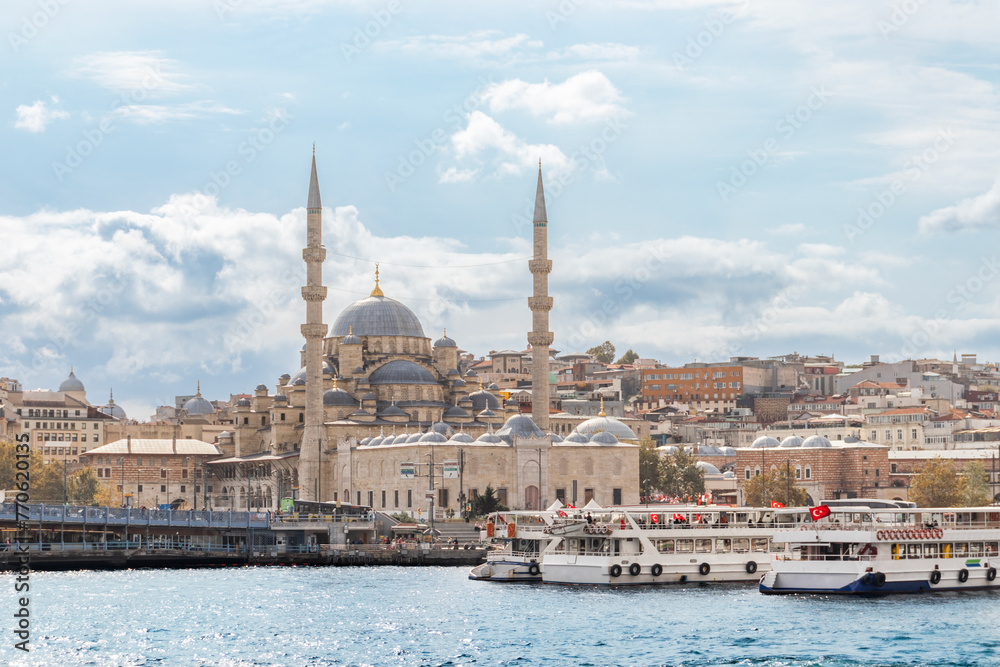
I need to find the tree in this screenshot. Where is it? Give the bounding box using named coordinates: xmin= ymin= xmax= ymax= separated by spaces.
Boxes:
xmin=587 ymin=341 xmax=616 ymax=364
xmin=908 ymin=457 xmax=963 ymax=507
xmin=658 ymin=448 xmax=705 ymax=499
xmin=615 ymin=349 xmax=639 ymax=365
xmin=638 ymin=438 xmax=660 ymax=499
xmin=960 ymin=460 xmax=990 ymax=507
xmin=0 ymin=439 xmax=68 ymax=503
xmin=471 ymin=485 xmax=509 ymax=516
xmin=740 ymin=466 xmax=809 ymax=507
xmin=68 ymin=468 xmax=100 ymax=505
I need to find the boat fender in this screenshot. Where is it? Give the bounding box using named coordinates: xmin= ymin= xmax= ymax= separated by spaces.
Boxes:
xmin=584 ymin=525 xmax=592 ymax=534
xmin=603 ymin=524 xmax=611 ymax=534
xmin=610 ymin=564 xmax=622 ymax=578
xmin=937 ymin=529 xmax=944 ymax=539
xmin=929 ymin=570 xmax=941 ymax=585
xmin=861 ymin=573 xmax=873 ymax=586
xmin=876 ymin=530 xmax=883 ymax=540
xmin=959 ymin=568 xmax=969 ymax=583
xmin=528 ymin=562 xmax=540 ymax=576
xmin=988 ymin=568 xmax=997 ymax=582
xmin=651 ymin=563 xmax=663 ymax=577
xmin=873 ymin=572 xmax=886 ymax=587
xmin=629 ymin=563 xmax=641 ymax=577
xmin=699 ymin=562 xmax=710 ymax=576
xmin=745 ymin=561 xmax=757 ymax=575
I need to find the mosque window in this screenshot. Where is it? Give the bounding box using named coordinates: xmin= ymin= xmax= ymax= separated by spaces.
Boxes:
xmin=407 ymin=489 xmax=412 ymax=508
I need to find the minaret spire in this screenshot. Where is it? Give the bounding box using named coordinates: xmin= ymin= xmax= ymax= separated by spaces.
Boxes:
xmin=527 ymin=162 xmax=553 ymax=431
xmin=300 ymin=147 xmax=328 ymax=501
xmin=371 ymin=263 xmax=384 ymax=297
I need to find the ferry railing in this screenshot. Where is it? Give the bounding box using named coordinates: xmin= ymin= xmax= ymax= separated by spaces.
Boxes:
xmin=0 ymin=503 xmax=271 ymax=530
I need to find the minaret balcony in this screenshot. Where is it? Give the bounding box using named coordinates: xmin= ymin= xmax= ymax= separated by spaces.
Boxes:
xmin=301 ymin=286 xmax=328 ymax=301
xmin=300 ymin=323 xmax=328 ymax=338
xmin=528 ymin=296 xmax=553 ymax=311
xmin=527 ymin=331 xmax=554 ymax=346
xmin=528 ymin=259 xmax=552 ymax=273
xmin=303 ymin=247 xmax=326 ymax=262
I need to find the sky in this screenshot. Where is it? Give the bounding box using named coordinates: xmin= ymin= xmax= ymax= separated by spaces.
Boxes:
xmin=2 ymin=0 xmax=1000 ymax=421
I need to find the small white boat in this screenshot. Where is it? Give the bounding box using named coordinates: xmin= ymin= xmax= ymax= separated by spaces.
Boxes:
xmin=760 ymin=506 xmax=1000 ymax=595
xmin=469 ymin=510 xmax=554 ymax=582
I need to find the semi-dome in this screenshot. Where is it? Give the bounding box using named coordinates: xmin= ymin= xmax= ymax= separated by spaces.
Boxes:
xmin=496 ymin=414 xmax=545 ymax=440
xmin=323 ymin=388 xmax=355 ymax=406
xmin=780 ymin=435 xmax=804 ymax=448
xmin=369 ymin=360 xmax=438 ymax=385
xmin=330 ymin=295 xmax=425 ymax=338
xmin=59 ymin=369 xmax=85 ymax=393
xmin=589 ymin=431 xmax=619 ymax=445
xmin=802 ymin=435 xmax=833 ymax=448
xmin=574 ymin=414 xmax=637 ymax=441
xmin=750 ymin=435 xmax=781 ymax=448
xmin=696 ymin=461 xmax=722 ymax=475
xmin=468 ymin=388 xmax=501 ymax=411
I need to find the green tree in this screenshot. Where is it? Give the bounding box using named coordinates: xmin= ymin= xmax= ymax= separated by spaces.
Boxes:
xmin=68 ymin=468 xmax=100 ymax=505
xmin=471 ymin=485 xmax=509 ymax=516
xmin=908 ymin=457 xmax=962 ymax=507
xmin=587 ymin=341 xmax=616 ymax=364
xmin=615 ymin=349 xmax=639 ymax=365
xmin=638 ymin=437 xmax=661 ymax=499
xmin=0 ymin=439 xmax=67 ymax=503
xmin=740 ymin=466 xmax=809 ymax=507
xmin=959 ymin=460 xmax=990 ymax=506
xmin=658 ymin=448 xmax=705 ymax=499
xmin=93 ymin=482 xmax=119 ymax=507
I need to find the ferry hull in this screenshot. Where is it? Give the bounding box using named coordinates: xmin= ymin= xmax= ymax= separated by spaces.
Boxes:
xmin=469 ymin=559 xmax=542 ymax=582
xmin=760 ymin=562 xmax=1000 ymax=595
xmin=543 ymin=556 xmax=769 ymax=586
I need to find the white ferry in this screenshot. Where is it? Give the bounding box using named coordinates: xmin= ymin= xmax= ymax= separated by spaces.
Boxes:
xmin=759 ymin=506 xmax=1000 ymax=595
xmin=469 ymin=509 xmax=554 ymax=582
xmin=540 ymin=505 xmax=805 ymax=586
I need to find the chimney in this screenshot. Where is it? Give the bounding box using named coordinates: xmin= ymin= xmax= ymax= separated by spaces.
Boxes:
xmin=172 ymin=433 xmax=177 ymax=454
xmin=127 ymin=435 xmax=132 ymax=454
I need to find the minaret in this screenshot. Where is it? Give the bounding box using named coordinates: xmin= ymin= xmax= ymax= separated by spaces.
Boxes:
xmin=300 ymin=146 xmax=327 ymax=501
xmin=527 ymin=162 xmax=553 ymax=431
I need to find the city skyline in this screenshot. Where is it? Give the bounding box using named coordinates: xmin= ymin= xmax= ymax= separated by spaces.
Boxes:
xmin=3 ymin=0 xmax=1000 ymax=420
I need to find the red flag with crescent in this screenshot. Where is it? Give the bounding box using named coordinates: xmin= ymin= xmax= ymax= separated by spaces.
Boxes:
xmin=771 ymin=501 xmax=785 ymax=508
xmin=809 ymin=504 xmax=831 ymax=521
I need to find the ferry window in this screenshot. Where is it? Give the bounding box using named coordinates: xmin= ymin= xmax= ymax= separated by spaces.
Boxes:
xmin=970 ymin=542 xmax=984 ymax=557
xmin=924 ymin=544 xmax=938 ymax=558
xmin=657 ymin=540 xmax=674 ymax=554
xmin=676 ymin=539 xmax=693 ymax=553
xmin=715 ymin=539 xmax=731 ymax=553
xmin=986 ymin=543 xmax=999 ymax=557
xmin=695 ymin=539 xmax=712 ymax=553
xmin=733 ymin=538 xmax=750 ymax=552
xmin=769 ymin=540 xmax=784 ymax=552
xmin=907 ymin=544 xmax=919 ymax=558
xmin=954 ymin=543 xmax=969 ymax=558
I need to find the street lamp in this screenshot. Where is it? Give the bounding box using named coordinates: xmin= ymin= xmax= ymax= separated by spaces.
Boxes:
xmin=119 ymin=457 xmax=124 ymax=507
xmin=63 ymin=445 xmax=68 ymax=505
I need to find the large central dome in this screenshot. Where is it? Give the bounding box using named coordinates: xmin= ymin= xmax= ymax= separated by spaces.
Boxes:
xmin=330 ymin=295 xmax=425 ymax=338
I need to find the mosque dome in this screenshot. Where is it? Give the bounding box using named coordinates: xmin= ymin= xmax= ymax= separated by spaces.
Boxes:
xmin=574 ymin=410 xmax=637 ymax=440
xmin=589 ymin=431 xmax=619 ymax=445
xmin=464 ymin=369 xmax=478 ymax=378
xmin=255 ymin=384 xmax=268 ymax=391
xmin=564 ymin=431 xmax=589 ymax=444
xmin=802 ymin=435 xmax=833 ymax=448
xmin=236 ymin=398 xmax=251 ymax=408
xmin=340 ymin=327 xmax=362 ymax=345
xmin=696 ymin=461 xmax=722 ymax=475
xmin=380 ymin=404 xmax=408 ymax=418
xmin=496 ymin=414 xmax=546 ymax=440
xmin=323 ymin=387 xmax=355 ymax=406
xmin=468 ymin=388 xmax=501 ymax=411
xmin=288 ymin=361 xmax=335 ymax=386
xmin=419 ymin=431 xmax=448 ymax=443
xmin=780 ymin=435 xmax=805 ymax=448
xmin=476 ymin=431 xmax=503 ymax=444
xmin=405 ymin=433 xmax=423 ymax=443
xmin=487 ymin=382 xmax=500 ymax=391
xmin=183 ymin=384 xmax=215 ymax=416
xmin=59 ymin=369 xmax=85 ymax=393
xmin=369 ymin=360 xmax=438 ymax=385
xmin=750 ymin=435 xmax=781 ymax=449
xmin=429 ymin=422 xmax=455 ymax=437
xmin=330 ymin=295 xmax=425 ymax=338
xmin=98 ymin=390 xmax=127 ymax=420
xmin=449 ymin=432 xmax=475 ymax=444
xmin=444 ymin=405 xmax=470 ymax=419
xmin=434 ymin=332 xmax=457 ymax=348
xmin=381 ymin=435 xmax=398 ymax=445
xmin=274 ymin=393 xmax=288 ymax=403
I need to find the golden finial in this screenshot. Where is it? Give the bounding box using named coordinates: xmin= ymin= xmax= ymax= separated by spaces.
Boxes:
xmin=349 ymin=325 xmax=353 ymax=335
xmin=443 ymin=327 xmax=447 ymax=337
xmin=599 ymin=395 xmax=606 ymax=417
xmin=333 ymin=375 xmax=339 ymax=390
xmin=109 ymin=388 xmax=114 ymax=402
xmin=196 ymin=380 xmax=201 ymax=397
xmin=371 ymin=263 xmax=384 ymax=297
xmin=70 ymin=365 xmax=74 ymax=374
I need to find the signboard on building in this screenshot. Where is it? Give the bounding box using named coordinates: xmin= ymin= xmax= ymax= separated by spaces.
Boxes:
xmin=400 ymin=462 xmax=416 ymax=479
xmin=443 ymin=460 xmax=459 ymax=479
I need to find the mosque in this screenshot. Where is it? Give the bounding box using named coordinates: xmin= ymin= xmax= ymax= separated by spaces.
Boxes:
xmin=207 ymin=151 xmax=639 ymax=515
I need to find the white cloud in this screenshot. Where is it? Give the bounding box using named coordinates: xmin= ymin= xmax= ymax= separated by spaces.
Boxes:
xmin=444 ymin=111 xmax=572 ymax=180
xmin=548 ymin=43 xmax=643 ymax=61
xmin=71 ymin=51 xmax=193 ymax=97
xmin=481 ymin=70 xmax=629 ymax=124
xmin=919 ymin=177 xmax=1000 ymax=234
xmin=110 ymin=101 xmax=243 ymax=124
xmin=769 ymin=223 xmax=805 ymax=235
xmin=14 ymin=97 xmax=69 ymax=132
xmin=377 ymin=31 xmax=542 ymax=62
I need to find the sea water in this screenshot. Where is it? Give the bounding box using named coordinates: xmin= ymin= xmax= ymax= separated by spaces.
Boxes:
xmin=2 ymin=566 xmax=999 ymax=666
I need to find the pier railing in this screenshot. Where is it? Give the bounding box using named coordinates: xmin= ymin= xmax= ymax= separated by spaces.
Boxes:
xmin=0 ymin=503 xmax=271 ymax=529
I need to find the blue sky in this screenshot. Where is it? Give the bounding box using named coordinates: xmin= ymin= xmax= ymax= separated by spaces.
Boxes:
xmin=2 ymin=0 xmax=1000 ymax=420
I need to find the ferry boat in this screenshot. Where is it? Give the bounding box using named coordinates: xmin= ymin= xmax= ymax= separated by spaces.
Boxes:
xmin=468 ymin=509 xmax=554 ymax=582
xmin=759 ymin=506 xmax=1000 ymax=595
xmin=540 ymin=505 xmax=805 ymax=586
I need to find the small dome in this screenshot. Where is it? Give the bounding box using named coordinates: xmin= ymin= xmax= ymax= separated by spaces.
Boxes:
xmin=99 ymin=400 xmax=127 ymax=420
xmin=487 ymin=382 xmax=500 ymax=391
xmin=369 ymin=360 xmax=438 ymax=385
xmin=255 ymin=384 xmax=268 ymax=391
xmin=449 ymin=432 xmax=474 ymax=443
xmin=802 ymin=435 xmax=833 ymax=448
xmin=696 ymin=461 xmax=721 ymax=475
xmin=780 ymin=435 xmax=804 ymax=448
xmin=59 ymin=369 xmax=86 ymax=393
xmin=368 ymin=435 xmax=384 ymax=446
xmin=340 ymin=331 xmax=362 ymax=345
xmin=497 ymin=414 xmax=545 ymax=440
xmin=405 ymin=433 xmax=423 ymax=443
xmin=590 ymin=431 xmax=619 ymax=445
xmin=447 ymin=368 xmax=460 ymax=376
xmin=478 ymin=408 xmax=497 ymax=419
xmin=359 ymin=437 xmax=372 ymax=446
xmin=564 ymin=432 xmax=589 ymax=444
xmin=419 ymin=432 xmax=448 ymax=443
xmin=274 ymin=393 xmax=288 ymax=402
xmin=434 ymin=333 xmax=457 ymax=348
xmin=722 ymin=446 xmax=737 ymax=456
xmin=453 ymin=378 xmax=467 ymax=387
xmin=723 ymin=470 xmax=736 ymax=479
xmin=429 ymin=421 xmax=455 ymax=437
xmin=444 ymin=405 xmax=470 ymax=419
xmin=574 ymin=413 xmax=637 ymax=440
xmin=279 ymin=373 xmax=291 ymax=382
xmin=381 ymin=435 xmax=398 ymax=445
xmin=292 ymin=378 xmax=306 ymax=387
xmin=218 ymin=431 xmax=232 ymax=439
xmin=363 ymin=392 xmax=376 ymax=401
xmin=236 ymin=398 xmax=251 ymax=408
xmin=350 ymin=408 xmax=372 ymax=418
xmin=476 ymin=431 xmax=503 ymax=444
xmin=469 ymin=388 xmax=501 ymax=411
xmin=380 ymin=405 xmax=408 ymax=417
xmin=288 ymin=362 xmax=335 ymax=386
xmin=550 ymin=434 xmax=564 ymax=443
xmin=698 ymin=445 xmax=723 ymax=456
xmin=751 ymin=435 xmax=781 ymax=449
xmin=323 ymin=388 xmax=355 ymax=406
xmin=464 ymin=369 xmax=478 ymax=378
xmin=183 ymin=393 xmax=215 ymax=416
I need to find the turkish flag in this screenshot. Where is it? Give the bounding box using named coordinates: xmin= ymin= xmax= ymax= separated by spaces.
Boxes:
xmin=557 ymin=510 xmax=568 ymax=517
xmin=809 ymin=505 xmax=831 ymax=521
xmin=651 ymin=514 xmax=659 ymax=524
xmin=771 ymin=501 xmax=785 ymax=508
